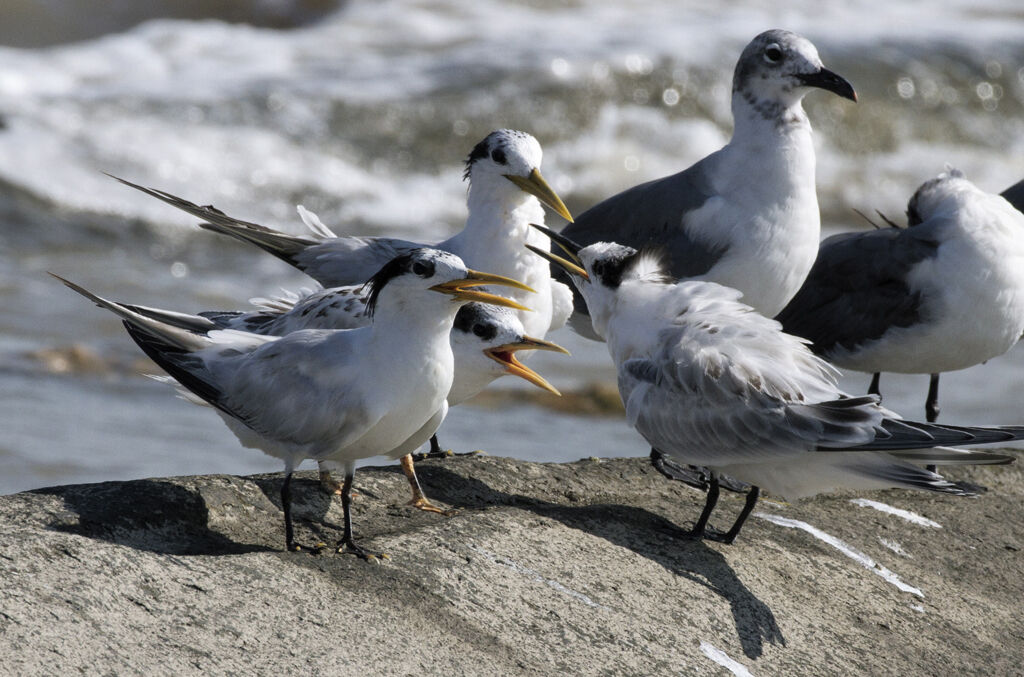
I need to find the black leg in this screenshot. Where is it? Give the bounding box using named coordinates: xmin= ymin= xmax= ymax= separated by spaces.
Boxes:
xmin=709 ymin=486 xmax=760 ymax=545
xmin=650 ymin=449 xmax=750 ymax=493
xmin=412 ymin=435 xmax=454 ymax=461
xmin=926 ymin=373 xmax=941 ymax=473
xmin=868 ymin=372 xmax=881 ymax=397
xmin=925 ymin=373 xmax=941 ymax=422
xmin=281 ymin=471 xmax=297 ymax=551
xmin=688 ymin=474 xmax=721 ymax=538
xmin=336 ymin=468 xmax=387 ymax=561
xmin=281 ymin=471 xmax=320 ymax=553
xmin=650 ymin=448 xmax=709 ymax=490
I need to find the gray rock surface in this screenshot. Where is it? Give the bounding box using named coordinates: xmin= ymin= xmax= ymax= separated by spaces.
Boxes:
xmin=1 ymin=455 xmax=1022 ymax=675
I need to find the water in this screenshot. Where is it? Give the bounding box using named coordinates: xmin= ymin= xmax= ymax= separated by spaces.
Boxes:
xmin=3 ymin=0 xmax=1024 ymax=494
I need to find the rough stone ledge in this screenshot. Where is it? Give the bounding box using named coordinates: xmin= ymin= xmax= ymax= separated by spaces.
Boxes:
xmin=1 ymin=455 xmax=1021 ymax=676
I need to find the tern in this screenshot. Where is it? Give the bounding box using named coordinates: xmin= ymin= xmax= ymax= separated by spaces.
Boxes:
xmin=777 ymin=169 xmax=1024 ymax=429
xmin=55 ymin=248 xmax=534 ymax=556
xmin=558 ymin=29 xmax=856 ymax=335
xmin=131 ymin=292 xmax=568 ymax=508
xmin=529 ymin=225 xmax=1022 ymax=544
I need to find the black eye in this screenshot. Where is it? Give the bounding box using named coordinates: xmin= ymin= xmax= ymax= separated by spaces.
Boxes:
xmin=412 ymin=261 xmax=433 ymax=277
xmin=764 ymin=44 xmax=782 ymax=63
xmin=591 ymin=260 xmax=604 ymax=277
xmin=473 ymin=324 xmax=488 ymax=337
xmin=490 ymin=148 xmax=507 ymax=165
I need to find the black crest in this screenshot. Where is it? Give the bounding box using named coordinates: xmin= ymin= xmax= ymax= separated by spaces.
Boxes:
xmin=362 ymin=249 xmax=430 ymax=317
xmin=463 ymin=129 xmax=524 ymax=181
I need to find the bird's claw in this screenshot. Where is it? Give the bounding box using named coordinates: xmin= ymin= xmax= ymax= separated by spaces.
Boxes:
xmin=408 ymin=497 xmax=458 ymax=516
xmin=336 ymin=540 xmax=389 ymax=562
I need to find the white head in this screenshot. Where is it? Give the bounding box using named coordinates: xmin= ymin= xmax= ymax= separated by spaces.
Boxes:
xmin=906 ymin=168 xmax=974 ymax=227
xmin=732 ymin=30 xmax=856 ymax=118
xmin=525 ymin=226 xmax=667 ymax=340
xmin=463 ymin=129 xmax=573 ymax=223
xmin=362 ymin=248 xmax=534 ymax=320
xmin=448 ymin=302 xmax=568 ymax=403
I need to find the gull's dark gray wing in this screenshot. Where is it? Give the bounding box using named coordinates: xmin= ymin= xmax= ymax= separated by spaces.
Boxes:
xmin=558 ymin=156 xmax=724 ymax=327
xmin=562 ymin=156 xmax=725 ymax=278
xmin=1001 ymin=178 xmax=1024 ymax=214
xmin=775 ymin=224 xmax=942 ymax=357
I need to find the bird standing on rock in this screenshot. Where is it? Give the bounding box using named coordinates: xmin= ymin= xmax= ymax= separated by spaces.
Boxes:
xmin=133 ymin=293 xmax=568 ymax=512
xmin=55 ymin=248 xmax=534 ymax=557
xmin=530 ymin=226 xmax=1022 ymax=544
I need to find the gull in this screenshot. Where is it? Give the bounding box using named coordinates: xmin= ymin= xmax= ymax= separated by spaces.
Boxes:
xmin=558 ymin=29 xmax=856 ymax=336
xmin=131 ymin=291 xmax=568 ymax=508
xmin=108 ymin=128 xmax=575 ymax=343
xmin=529 ymin=225 xmax=1021 ymax=544
xmin=776 ymin=169 xmax=1024 ymax=429
xmin=54 ymin=248 xmax=534 ymax=556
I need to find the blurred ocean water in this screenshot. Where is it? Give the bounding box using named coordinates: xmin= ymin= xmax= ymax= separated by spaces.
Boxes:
xmin=3 ymin=0 xmax=1024 ymax=494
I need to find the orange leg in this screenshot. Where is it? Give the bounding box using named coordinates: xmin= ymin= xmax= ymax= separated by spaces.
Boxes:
xmin=400 ymin=454 xmax=456 ymax=515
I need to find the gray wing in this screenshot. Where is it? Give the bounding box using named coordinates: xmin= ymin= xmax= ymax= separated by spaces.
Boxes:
xmin=775 ymin=225 xmax=941 ymax=356
xmin=130 ymin=325 xmax=381 ymax=450
xmin=615 ymin=285 xmax=884 ymax=467
xmin=561 ymin=155 xmax=725 ymax=277
xmin=1002 ymin=178 xmax=1024 ymax=214
xmin=558 ymin=157 xmax=723 ymax=320
xmin=110 ymin=175 xmax=423 ymax=287
xmin=290 ymin=237 xmax=422 ymax=287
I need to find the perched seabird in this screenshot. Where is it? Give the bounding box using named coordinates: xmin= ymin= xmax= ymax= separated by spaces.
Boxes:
xmin=54 ymin=249 xmax=533 ymax=556
xmin=558 ymin=29 xmax=856 ymax=336
xmin=777 ymin=169 xmax=1024 ymax=429
xmin=530 ymin=226 xmax=1021 ymax=544
xmin=131 ymin=293 xmax=568 ymax=508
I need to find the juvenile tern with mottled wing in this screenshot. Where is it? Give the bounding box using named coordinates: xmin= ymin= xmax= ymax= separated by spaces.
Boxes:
xmin=777 ymin=169 xmax=1024 ymax=428
xmin=55 ymin=248 xmax=533 ymax=556
xmin=530 ymin=226 xmax=1022 ymax=544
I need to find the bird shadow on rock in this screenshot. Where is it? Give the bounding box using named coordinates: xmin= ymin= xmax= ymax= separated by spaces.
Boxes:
xmin=35 ymin=478 xmax=275 ymax=556
xmin=416 ymin=464 xmax=785 ymax=660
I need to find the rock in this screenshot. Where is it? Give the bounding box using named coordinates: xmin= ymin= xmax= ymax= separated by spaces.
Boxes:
xmin=0 ymin=455 xmax=1022 ymax=675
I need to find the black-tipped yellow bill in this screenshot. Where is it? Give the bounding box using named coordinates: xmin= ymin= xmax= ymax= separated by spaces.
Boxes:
xmin=504 ymin=168 xmax=574 ymax=223
xmin=485 ymin=337 xmax=568 ymax=396
xmin=431 ymin=269 xmax=535 ymax=311
xmin=525 ymin=244 xmax=588 ymax=280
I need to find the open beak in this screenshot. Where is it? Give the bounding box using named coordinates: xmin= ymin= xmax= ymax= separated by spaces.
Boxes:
xmin=430 ymin=269 xmax=535 ymax=311
xmin=504 ymin=168 xmax=574 ymax=223
xmin=484 ymin=337 xmax=569 ymax=396
xmin=796 ymin=67 xmax=857 ymax=102
xmin=525 ymin=223 xmax=588 ymax=279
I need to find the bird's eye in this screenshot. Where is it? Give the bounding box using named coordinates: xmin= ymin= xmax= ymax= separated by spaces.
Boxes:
xmin=473 ymin=324 xmax=488 ymax=337
xmin=490 ymin=148 xmax=507 ymax=165
xmin=591 ymin=261 xmax=604 ymax=277
xmin=764 ymin=44 xmax=783 ymax=64
xmin=412 ymin=261 xmax=433 ymax=277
